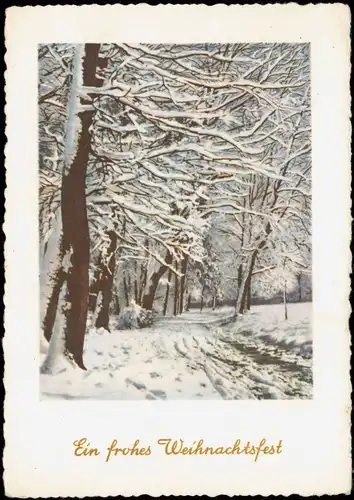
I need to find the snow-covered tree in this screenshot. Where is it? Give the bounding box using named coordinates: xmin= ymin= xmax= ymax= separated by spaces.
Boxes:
xmin=39 ymin=42 xmax=311 ymax=371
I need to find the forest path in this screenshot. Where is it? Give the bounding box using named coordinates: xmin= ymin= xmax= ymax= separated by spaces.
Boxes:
xmin=40 ymin=304 xmax=312 ymax=400
xmin=112 ymin=303 xmax=312 ymax=401
xmin=156 ymin=307 xmax=235 ymax=323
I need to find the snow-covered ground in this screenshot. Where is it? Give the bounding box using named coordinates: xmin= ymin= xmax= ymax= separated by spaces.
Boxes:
xmin=40 ymin=302 xmax=312 ymax=400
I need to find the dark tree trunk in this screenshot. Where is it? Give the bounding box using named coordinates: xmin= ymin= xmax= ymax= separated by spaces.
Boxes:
xmin=238 ymin=264 xmax=242 ymax=287
xmin=240 ymin=280 xmax=249 ymax=314
xmin=61 ymin=44 xmax=105 ymax=370
xmin=95 ymin=230 xmax=118 ymax=331
xmin=88 ymin=265 xmax=101 ymax=312
xmin=173 ymin=266 xmax=180 ymax=316
xmin=114 ymin=293 xmax=120 ymax=315
xmin=186 ymin=294 xmax=191 ymax=312
xmin=297 ymin=275 xmax=302 ymax=302
xmin=138 ymin=239 xmax=149 ymax=305
xmin=284 ymin=280 xmax=288 ymax=320
xmin=179 ymin=255 xmax=188 ymax=314
xmin=142 ymin=250 xmax=173 ymax=310
xmin=138 ymin=264 xmax=147 ymax=306
xmin=246 ymin=275 xmax=252 ymax=310
xmin=235 ymin=263 xmax=243 ymax=307
xmin=239 ymin=252 xmax=257 ymax=314
xmin=133 ymin=261 xmax=139 ymax=303
xmin=163 ymin=266 xmax=173 ymax=316
xmin=142 ymin=202 xmax=189 ymax=312
xmin=123 ymin=276 xmax=130 ymax=307
xmin=200 ymin=286 xmax=205 ymax=312
xmin=42 ymin=263 xmax=66 ymax=342
xmin=234 ymin=223 xmax=271 ymax=317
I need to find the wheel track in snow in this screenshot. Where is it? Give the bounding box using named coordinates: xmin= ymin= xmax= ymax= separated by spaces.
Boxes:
xmin=56 ymin=306 xmax=311 ymax=401
xmin=167 ymin=315 xmax=312 ymax=400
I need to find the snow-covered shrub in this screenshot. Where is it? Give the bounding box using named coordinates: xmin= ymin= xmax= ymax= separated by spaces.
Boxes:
xmin=117 ymin=301 xmax=154 ymax=330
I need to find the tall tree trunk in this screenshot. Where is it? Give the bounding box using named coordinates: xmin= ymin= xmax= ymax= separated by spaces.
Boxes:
xmin=95 ymin=230 xmax=118 ymax=331
xmin=40 ymin=281 xmax=69 ymax=374
xmin=235 ymin=273 xmax=247 ymax=316
xmin=41 ymin=231 xmax=66 ymax=343
xmin=142 ymin=250 xmax=173 ymax=310
xmin=284 ymin=279 xmax=288 ymax=320
xmin=238 ymin=252 xmax=257 ymax=314
xmin=123 ymin=276 xmax=130 ymax=306
xmin=133 ymin=261 xmax=139 ymax=303
xmin=246 ymin=276 xmax=251 ymax=311
xmin=138 ymin=263 xmax=147 ymax=305
xmin=60 ymin=44 xmax=105 ymax=370
xmin=114 ymin=292 xmax=120 ymax=315
xmin=142 ymin=202 xmax=188 ymax=312
xmin=186 ymin=294 xmax=191 ymax=312
xmin=179 ymin=255 xmax=188 ymax=314
xmin=297 ymin=275 xmax=302 ymax=302
xmin=88 ymin=264 xmax=101 ymax=312
xmin=41 ymin=44 xmax=106 ymax=372
xmin=236 ymin=254 xmax=255 ymax=315
xmin=163 ymin=266 xmax=173 ymax=316
xmin=127 ymin=274 xmax=132 ymax=302
xmin=240 ymin=284 xmax=248 ymax=313
xmin=173 ymin=265 xmax=180 ymax=316
xmin=40 ymin=211 xmax=63 ymax=346
xmin=200 ymin=286 xmax=205 ymax=312
xmin=234 ymin=263 xmax=243 ymax=309
xmin=138 ymin=239 xmax=149 ymax=305
xmin=42 ymin=263 xmax=66 ymax=342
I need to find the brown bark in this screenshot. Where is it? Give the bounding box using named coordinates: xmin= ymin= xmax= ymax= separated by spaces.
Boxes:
xmin=163 ymin=266 xmax=173 ymax=316
xmin=114 ymin=293 xmax=120 ymax=315
xmin=235 ymin=273 xmax=247 ymax=315
xmin=186 ymin=294 xmax=191 ymax=311
xmin=42 ymin=265 xmax=66 ymax=342
xmin=61 ymin=44 xmax=105 ymax=370
xmin=134 ymin=261 xmax=139 ymax=303
xmin=200 ymin=286 xmax=205 ymax=312
xmin=237 ymin=223 xmax=271 ymax=315
xmin=284 ymin=280 xmax=288 ymax=320
xmin=89 ymin=265 xmax=101 ymax=312
xmin=235 ymin=221 xmax=272 ymax=315
xmin=236 ymin=251 xmax=257 ymax=315
xmin=235 ymin=263 xmax=243 ymax=306
xmin=95 ymin=230 xmax=118 ymax=331
xmin=138 ymin=264 xmax=147 ymax=305
xmin=138 ymin=239 xmax=149 ymax=305
xmin=246 ymin=276 xmax=251 ymax=310
xmin=179 ymin=255 xmax=188 ymax=314
xmin=42 ymin=237 xmax=66 ymax=342
xmin=142 ymin=250 xmax=173 ymax=310
xmin=240 ymin=283 xmax=248 ymax=313
xmin=173 ymin=265 xmax=180 ymax=316
xmin=142 ymin=201 xmax=189 ymax=312
xmin=239 ymin=254 xmax=256 ymax=314
xmin=123 ymin=276 xmax=130 ymax=306
xmin=297 ymin=275 xmax=302 ymax=302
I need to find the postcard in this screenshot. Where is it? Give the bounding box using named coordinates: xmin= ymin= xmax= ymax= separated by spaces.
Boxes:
xmin=3 ymin=4 xmax=351 ymax=496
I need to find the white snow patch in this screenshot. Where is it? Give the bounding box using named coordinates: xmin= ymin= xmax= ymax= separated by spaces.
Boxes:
xmin=40 ymin=303 xmax=312 ymax=400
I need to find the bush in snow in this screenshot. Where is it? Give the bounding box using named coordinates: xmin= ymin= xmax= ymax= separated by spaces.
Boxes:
xmin=117 ymin=301 xmax=154 ymax=330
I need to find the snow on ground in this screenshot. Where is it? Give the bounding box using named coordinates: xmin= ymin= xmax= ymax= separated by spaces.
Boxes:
xmin=40 ymin=303 xmax=312 ymax=400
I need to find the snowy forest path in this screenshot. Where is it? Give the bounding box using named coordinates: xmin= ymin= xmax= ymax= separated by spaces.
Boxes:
xmin=155 ymin=307 xmax=236 ymax=327
xmin=41 ymin=304 xmax=312 ymax=401
xmin=151 ymin=304 xmax=312 ymax=400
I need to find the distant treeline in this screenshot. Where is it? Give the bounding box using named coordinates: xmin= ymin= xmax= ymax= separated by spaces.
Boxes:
xmin=189 ymin=294 xmax=312 ymax=309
